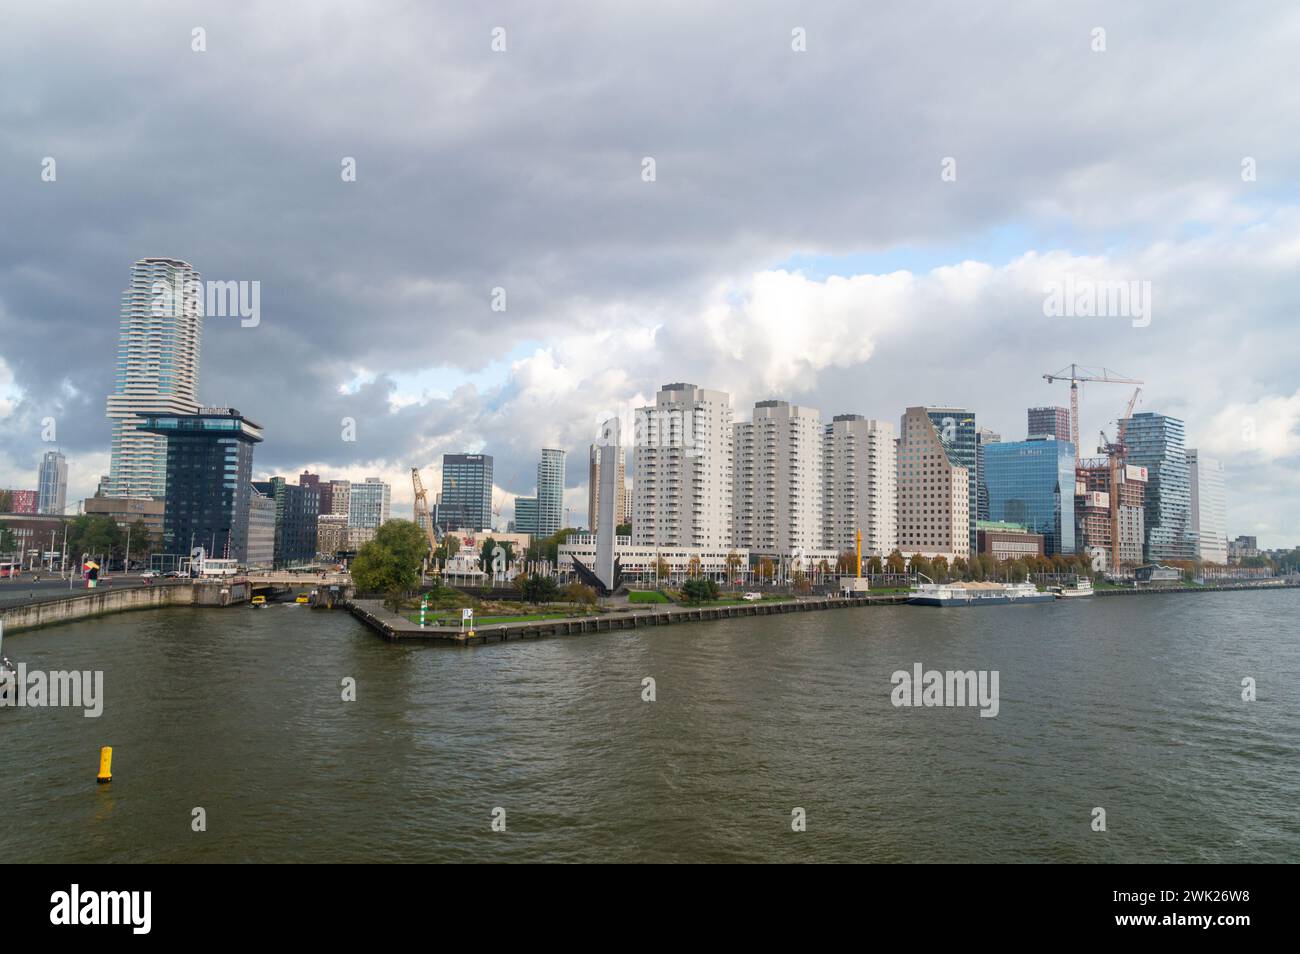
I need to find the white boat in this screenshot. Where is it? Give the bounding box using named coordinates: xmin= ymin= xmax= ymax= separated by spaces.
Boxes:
xmin=908 ymin=580 xmax=1054 ymax=607
xmin=1054 ymin=578 xmax=1094 ymax=598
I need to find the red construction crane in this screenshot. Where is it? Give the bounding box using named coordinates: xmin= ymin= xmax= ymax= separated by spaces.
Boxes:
xmin=1043 ymin=364 xmax=1143 ymax=464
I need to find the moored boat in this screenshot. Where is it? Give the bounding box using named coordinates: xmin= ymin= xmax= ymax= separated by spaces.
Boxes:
xmin=908 ymin=580 xmax=1054 ymax=607
xmin=1054 ymin=578 xmax=1094 ymax=598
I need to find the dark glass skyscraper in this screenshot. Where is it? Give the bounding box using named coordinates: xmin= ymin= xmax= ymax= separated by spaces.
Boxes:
xmin=926 ymin=407 xmax=978 ymax=553
xmin=138 ymin=408 xmax=262 ymax=561
xmin=983 ymin=438 xmax=1076 ymax=555
xmin=1123 ymin=412 xmax=1196 ymax=562
xmin=251 ymin=477 xmax=320 ymax=567
xmin=439 ymin=453 xmax=494 ymax=531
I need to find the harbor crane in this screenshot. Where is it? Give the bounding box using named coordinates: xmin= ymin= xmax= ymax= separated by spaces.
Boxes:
xmin=411 ymin=466 xmax=440 ymax=566
xmin=1043 ymin=364 xmax=1143 ymax=464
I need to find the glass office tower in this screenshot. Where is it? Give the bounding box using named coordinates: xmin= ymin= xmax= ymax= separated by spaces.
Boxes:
xmin=1124 ymin=412 xmax=1196 ymax=562
xmin=983 ymin=437 xmax=1077 ymax=555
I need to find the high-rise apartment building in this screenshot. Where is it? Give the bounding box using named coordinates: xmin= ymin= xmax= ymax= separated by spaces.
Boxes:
xmin=137 ymin=407 xmax=261 ymax=562
xmin=252 ymin=476 xmax=320 ymax=567
xmin=1027 ymin=406 xmax=1072 ymax=443
xmin=514 ymin=496 xmax=538 ymax=535
xmin=588 ymin=442 xmax=627 ymax=535
xmin=732 ymin=400 xmax=823 ymax=558
xmin=106 ymin=258 xmax=204 ymax=499
xmin=1124 ymin=412 xmax=1196 ymax=562
xmin=536 ymin=448 xmax=565 ymax=537
xmin=822 ymin=414 xmax=897 ymax=558
xmin=1187 ymin=449 xmax=1228 ymax=564
xmin=925 ymin=407 xmax=978 ymax=553
xmin=348 ymin=477 xmax=391 ymax=530
xmin=439 ymin=454 xmax=493 ymax=531
xmin=975 ymin=428 xmax=1000 ymax=521
xmin=37 ymin=450 xmax=68 ymax=515
xmin=633 ymin=383 xmax=733 ymax=550
xmin=896 ymin=406 xmax=970 ymax=559
xmin=983 ymin=438 xmax=1076 ymax=555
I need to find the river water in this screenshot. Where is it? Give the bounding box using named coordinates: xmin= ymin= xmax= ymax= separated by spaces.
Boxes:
xmin=4 ymin=590 xmax=1298 ymax=863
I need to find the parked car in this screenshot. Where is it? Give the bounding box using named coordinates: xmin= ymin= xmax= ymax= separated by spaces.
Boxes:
xmin=163 ymin=570 xmax=184 ymax=578
xmin=139 ymin=570 xmax=157 ymax=579
xmin=742 ymin=592 xmax=762 ymax=601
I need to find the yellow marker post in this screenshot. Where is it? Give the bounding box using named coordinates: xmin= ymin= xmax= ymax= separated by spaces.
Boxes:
xmin=97 ymin=746 xmax=112 ymax=784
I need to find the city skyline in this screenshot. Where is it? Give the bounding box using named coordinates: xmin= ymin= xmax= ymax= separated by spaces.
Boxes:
xmin=1 ymin=4 xmax=1298 ymax=547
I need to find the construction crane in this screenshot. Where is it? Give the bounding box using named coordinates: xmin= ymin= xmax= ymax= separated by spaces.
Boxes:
xmin=411 ymin=467 xmax=440 ymax=565
xmin=1043 ymin=364 xmax=1143 ymax=464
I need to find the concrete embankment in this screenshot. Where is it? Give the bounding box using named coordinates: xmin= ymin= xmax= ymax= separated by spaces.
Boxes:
xmin=0 ymin=581 xmax=250 ymax=634
xmin=1093 ymin=581 xmax=1300 ymax=597
xmin=347 ymin=593 xmax=911 ymax=646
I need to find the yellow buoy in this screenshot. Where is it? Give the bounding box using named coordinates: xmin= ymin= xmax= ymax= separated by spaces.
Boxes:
xmin=97 ymin=746 xmax=112 ymax=784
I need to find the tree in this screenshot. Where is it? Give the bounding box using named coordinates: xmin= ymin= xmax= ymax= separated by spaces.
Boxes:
xmin=0 ymin=526 xmax=17 ymax=555
xmin=867 ymin=555 xmax=883 ymax=575
xmin=681 ymin=577 xmax=719 ymax=603
xmin=725 ymin=551 xmax=743 ymax=581
xmin=66 ymin=515 xmax=121 ymax=562
xmin=655 ymin=557 xmax=670 ymax=581
xmin=434 ymin=534 xmax=460 ymax=562
xmin=561 ymin=582 xmax=597 ymax=606
xmin=951 ymin=556 xmax=969 ymax=579
xmin=521 ymin=573 xmax=560 ymax=603
xmin=908 ymin=554 xmax=933 ymax=579
xmin=127 ymin=518 xmax=155 ymax=567
xmin=757 ymin=557 xmax=775 ymax=583
xmin=885 ymin=550 xmax=906 ymax=574
xmin=615 ymin=523 xmax=631 ymax=537
xmin=0 ymin=490 xmax=12 ymax=512
xmin=687 ymin=554 xmax=702 ymax=577
xmin=836 ymin=550 xmax=856 ymax=574
xmin=351 ymin=519 xmax=427 ymax=610
xmin=931 ymin=555 xmax=949 ymax=580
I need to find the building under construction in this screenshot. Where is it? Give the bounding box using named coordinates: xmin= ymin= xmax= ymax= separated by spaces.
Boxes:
xmin=1075 ymin=459 xmax=1146 ymax=570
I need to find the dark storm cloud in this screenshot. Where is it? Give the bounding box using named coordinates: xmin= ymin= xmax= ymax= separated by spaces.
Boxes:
xmin=1 ymin=1 xmax=1298 ymax=540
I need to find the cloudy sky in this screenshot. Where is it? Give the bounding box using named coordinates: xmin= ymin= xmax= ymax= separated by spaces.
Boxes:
xmin=2 ymin=1 xmax=1298 ymax=546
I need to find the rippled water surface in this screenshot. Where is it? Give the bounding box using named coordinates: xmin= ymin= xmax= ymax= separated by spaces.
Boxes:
xmin=4 ymin=590 xmax=1298 ymax=862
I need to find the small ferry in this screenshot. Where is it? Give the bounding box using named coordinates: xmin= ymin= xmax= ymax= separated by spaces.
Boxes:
xmin=1053 ymin=578 xmax=1094 ymax=598
xmin=250 ymin=595 xmax=267 ymax=608
xmin=908 ymin=580 xmax=1054 ymax=607
xmin=294 ymin=594 xmax=310 ymax=605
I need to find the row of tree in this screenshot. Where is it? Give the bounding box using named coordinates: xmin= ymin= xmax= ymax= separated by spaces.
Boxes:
xmin=0 ymin=514 xmax=159 ymax=566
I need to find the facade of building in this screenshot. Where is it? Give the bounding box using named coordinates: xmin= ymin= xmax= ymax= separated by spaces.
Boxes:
xmin=514 ymin=496 xmax=538 ymax=535
xmin=1075 ymin=463 xmax=1147 ymax=569
xmin=1228 ymin=535 xmax=1259 ymax=564
xmin=246 ymin=487 xmax=276 ymax=568
xmin=558 ymin=533 xmax=747 ymax=584
xmin=1124 ymin=412 xmax=1196 ymax=562
xmin=536 ymin=448 xmax=565 ymax=537
xmin=822 ymin=414 xmax=897 ymax=558
xmin=324 ymin=479 xmax=350 ymax=517
xmin=975 ymin=521 xmax=1045 ymax=561
xmin=2 ymin=489 xmax=38 ymax=513
xmin=633 ymin=383 xmax=733 ymax=550
xmin=896 ymin=407 xmax=971 ymax=559
xmin=587 ymin=443 xmax=627 ymax=535
xmin=1187 ymin=449 xmax=1228 ymax=564
xmin=106 ymin=258 xmax=204 ymax=499
xmin=251 ymin=477 xmax=320 ymax=567
xmin=925 ymin=407 xmax=978 ymax=553
xmin=315 ymin=512 xmax=349 ymax=561
xmin=37 ymin=450 xmax=68 ymax=515
xmin=82 ymin=496 xmax=165 ymax=536
xmin=983 ymin=437 xmax=1076 ymax=555
xmin=1027 ymin=406 xmax=1072 ymax=443
xmin=348 ymin=477 xmax=391 ymax=530
xmin=137 ymin=408 xmax=262 ymax=562
xmin=439 ymin=454 xmax=493 ymax=531
xmin=733 ymin=400 xmax=823 ymax=559
xmin=975 ymin=428 xmax=1000 ymax=521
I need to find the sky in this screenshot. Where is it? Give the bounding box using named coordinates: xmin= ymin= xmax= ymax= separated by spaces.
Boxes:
xmin=1 ymin=1 xmax=1298 ymax=546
